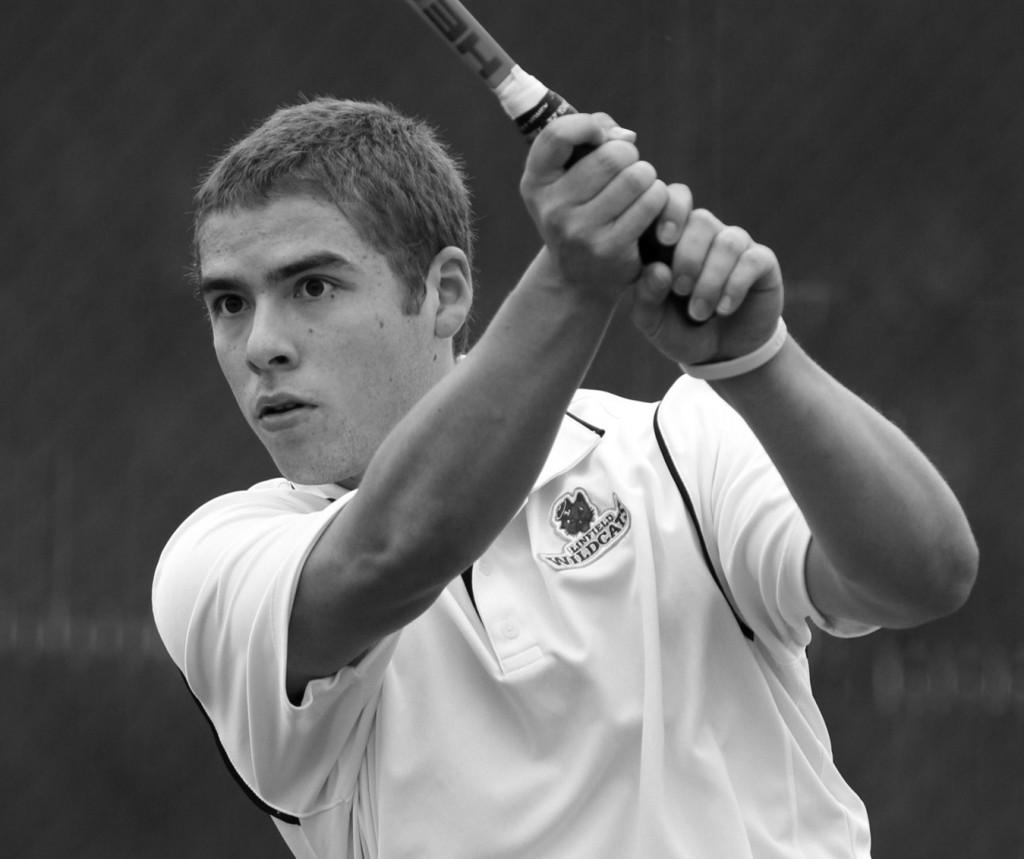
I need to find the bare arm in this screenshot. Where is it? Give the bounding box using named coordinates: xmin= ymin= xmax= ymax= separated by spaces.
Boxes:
xmin=287 ymin=115 xmax=669 ymax=697
xmin=630 ymin=189 xmax=978 ymax=630
xmin=711 ymin=338 xmax=977 ymax=628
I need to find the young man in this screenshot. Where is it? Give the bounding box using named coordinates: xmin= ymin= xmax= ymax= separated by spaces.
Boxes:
xmin=153 ymin=98 xmax=977 ymax=858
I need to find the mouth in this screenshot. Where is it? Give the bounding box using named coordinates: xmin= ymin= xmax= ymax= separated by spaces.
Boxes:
xmin=254 ymin=395 xmax=315 ymax=427
xmin=259 ymin=402 xmax=306 ymax=418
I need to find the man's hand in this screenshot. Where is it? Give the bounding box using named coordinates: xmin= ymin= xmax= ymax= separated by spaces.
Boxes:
xmin=631 ymin=184 xmax=784 ymax=367
xmin=519 ymin=113 xmax=668 ymax=299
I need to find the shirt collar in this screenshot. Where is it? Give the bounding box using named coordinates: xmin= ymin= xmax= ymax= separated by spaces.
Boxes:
xmin=286 ymin=480 xmax=350 ymax=503
xmin=527 ymin=410 xmax=604 ymax=498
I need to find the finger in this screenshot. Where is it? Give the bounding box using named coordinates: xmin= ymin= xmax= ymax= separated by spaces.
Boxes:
xmin=670 ymin=208 xmax=724 ymax=298
xmin=565 ymin=139 xmax=642 ymax=203
xmin=524 ymin=113 xmax=635 ymax=184
xmin=654 ymin=183 xmax=694 ymax=247
xmin=630 ymin=262 xmax=672 ymax=339
xmin=583 ymin=160 xmax=658 ymax=229
xmin=538 ymin=148 xmax=648 ymax=249
xmin=688 ymin=225 xmax=753 ymax=322
xmin=588 ymin=111 xmax=636 ymax=143
xmin=523 ymin=115 xmax=607 ymax=184
xmin=565 ymin=112 xmax=638 ymax=167
xmin=716 ymin=244 xmax=781 ymax=316
xmin=611 ymin=178 xmax=669 ymax=251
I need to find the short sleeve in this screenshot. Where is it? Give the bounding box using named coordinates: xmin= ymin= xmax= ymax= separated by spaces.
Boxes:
xmin=152 ymin=486 xmax=399 ymax=817
xmin=658 ymin=377 xmax=876 ymax=662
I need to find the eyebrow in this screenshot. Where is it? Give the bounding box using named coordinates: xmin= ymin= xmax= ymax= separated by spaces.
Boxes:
xmin=197 ymin=251 xmax=355 ymax=296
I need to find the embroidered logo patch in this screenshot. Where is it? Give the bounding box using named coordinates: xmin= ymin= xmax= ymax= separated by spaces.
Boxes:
xmin=539 ymin=488 xmax=631 ymax=570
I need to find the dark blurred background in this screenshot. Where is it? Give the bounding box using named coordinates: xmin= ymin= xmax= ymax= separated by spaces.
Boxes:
xmin=1 ymin=0 xmax=1020 ymax=855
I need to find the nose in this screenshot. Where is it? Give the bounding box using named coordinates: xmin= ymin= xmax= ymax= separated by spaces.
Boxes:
xmin=245 ymin=302 xmax=299 ymax=372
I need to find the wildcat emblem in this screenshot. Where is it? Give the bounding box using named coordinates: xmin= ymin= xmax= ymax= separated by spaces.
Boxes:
xmin=554 ymin=490 xmax=596 ymax=536
xmin=540 ymin=487 xmax=631 ymax=570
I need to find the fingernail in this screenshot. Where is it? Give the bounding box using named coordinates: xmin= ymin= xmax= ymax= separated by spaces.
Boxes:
xmin=644 ymin=269 xmax=671 ymax=299
xmin=658 ymin=220 xmax=677 ymax=244
xmin=716 ymin=295 xmax=733 ymax=315
xmin=689 ymin=298 xmax=711 ymax=321
xmin=606 ymin=126 xmax=637 ymax=142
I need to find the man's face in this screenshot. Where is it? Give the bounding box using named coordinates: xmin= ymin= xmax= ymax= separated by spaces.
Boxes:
xmin=197 ymin=194 xmax=451 ymax=488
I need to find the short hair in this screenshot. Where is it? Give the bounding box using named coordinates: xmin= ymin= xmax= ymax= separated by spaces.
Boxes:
xmin=193 ymin=97 xmax=474 ymax=351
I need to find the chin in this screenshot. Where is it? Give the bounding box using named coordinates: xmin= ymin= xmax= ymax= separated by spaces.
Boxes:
xmin=264 ymin=431 xmax=371 ymax=488
xmin=273 ymin=453 xmax=356 ymax=488
xmin=279 ymin=465 xmax=340 ymax=487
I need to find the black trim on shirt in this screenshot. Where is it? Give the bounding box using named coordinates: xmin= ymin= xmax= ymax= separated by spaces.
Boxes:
xmin=461 ymin=565 xmax=479 ymax=616
xmin=566 ymin=410 xmax=606 ymax=436
xmin=653 ymin=403 xmax=755 ymax=642
xmin=180 ymin=672 xmax=302 ymax=826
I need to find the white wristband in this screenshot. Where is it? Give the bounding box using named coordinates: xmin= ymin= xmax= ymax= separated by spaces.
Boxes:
xmin=679 ymin=318 xmax=788 ymax=381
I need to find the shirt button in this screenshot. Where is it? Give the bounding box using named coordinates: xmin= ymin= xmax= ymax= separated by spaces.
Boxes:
xmin=503 ymin=623 xmax=520 ymax=639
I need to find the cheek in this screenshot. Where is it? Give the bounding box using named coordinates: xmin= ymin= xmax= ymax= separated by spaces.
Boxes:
xmin=213 ymin=339 xmax=249 ymax=398
xmin=214 ymin=333 xmax=238 ymax=368
xmin=347 ymin=311 xmax=421 ymax=354
xmin=374 ymin=317 xmax=434 ymax=376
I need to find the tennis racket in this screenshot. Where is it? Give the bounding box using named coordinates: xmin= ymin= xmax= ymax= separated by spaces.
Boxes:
xmin=403 ymin=0 xmax=675 ymax=266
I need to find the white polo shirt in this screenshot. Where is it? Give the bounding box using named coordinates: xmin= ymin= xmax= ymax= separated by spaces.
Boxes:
xmin=153 ymin=376 xmax=875 ymax=858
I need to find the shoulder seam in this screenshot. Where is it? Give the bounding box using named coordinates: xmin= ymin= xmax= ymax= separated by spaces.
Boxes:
xmin=179 ymin=672 xmax=302 ymax=826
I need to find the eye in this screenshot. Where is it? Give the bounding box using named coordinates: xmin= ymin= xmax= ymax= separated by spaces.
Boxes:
xmin=295 ymin=277 xmax=334 ymax=300
xmin=212 ymin=293 xmax=247 ymax=317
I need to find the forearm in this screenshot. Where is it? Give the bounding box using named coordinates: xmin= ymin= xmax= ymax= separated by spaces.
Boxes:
xmin=359 ymin=252 xmax=614 ymax=573
xmin=711 ymin=336 xmax=978 ymax=627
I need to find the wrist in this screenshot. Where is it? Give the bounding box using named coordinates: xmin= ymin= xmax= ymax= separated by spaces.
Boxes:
xmin=522 ymin=247 xmax=623 ymax=314
xmin=679 ymin=318 xmax=788 ymax=381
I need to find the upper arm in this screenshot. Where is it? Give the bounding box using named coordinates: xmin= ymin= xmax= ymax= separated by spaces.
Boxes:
xmin=152 ymin=490 xmax=397 ymax=814
xmin=804 ymin=534 xmax=964 ymax=631
xmin=286 ymin=517 xmax=386 ymax=703
xmin=804 ymin=537 xmax=888 ymax=627
xmin=285 ymin=496 xmax=450 ymax=701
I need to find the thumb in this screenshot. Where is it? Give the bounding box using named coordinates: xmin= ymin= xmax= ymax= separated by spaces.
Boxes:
xmin=630 ymin=262 xmax=672 ymax=340
xmin=524 ymin=113 xmax=635 ymax=184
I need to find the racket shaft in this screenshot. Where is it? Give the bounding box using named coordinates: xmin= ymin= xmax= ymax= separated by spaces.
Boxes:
xmin=404 ymin=0 xmax=514 ymax=88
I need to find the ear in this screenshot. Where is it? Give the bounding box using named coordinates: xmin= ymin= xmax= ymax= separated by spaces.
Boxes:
xmin=424 ymin=246 xmax=473 ymax=342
